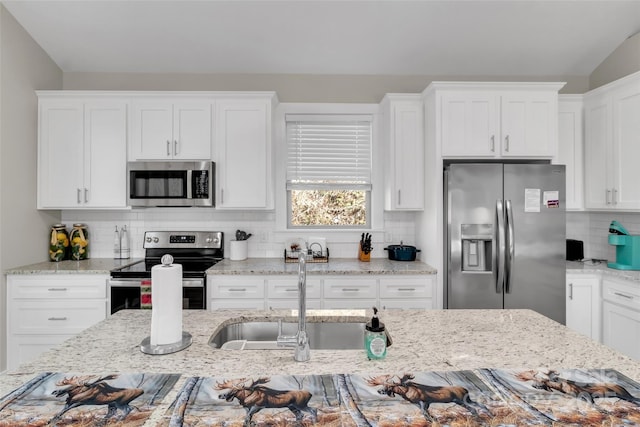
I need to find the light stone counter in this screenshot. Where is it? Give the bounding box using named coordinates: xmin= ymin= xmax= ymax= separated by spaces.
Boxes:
xmin=4 ymin=258 xmax=142 ymax=275
xmin=567 ymin=259 xmax=640 ymax=283
xmin=208 ymin=257 xmax=437 ymax=275
xmin=2 ymin=309 xmax=638 ymax=400
xmin=3 ymin=309 xmax=638 ymax=425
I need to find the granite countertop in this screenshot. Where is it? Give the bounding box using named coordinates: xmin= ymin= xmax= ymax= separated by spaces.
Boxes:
xmin=3 ymin=258 xmax=143 ymax=275
xmin=2 ymin=308 xmax=637 ymax=425
xmin=3 ymin=309 xmax=638 ymax=389
xmin=567 ymin=259 xmax=640 ymax=282
xmin=208 ymin=258 xmax=437 ymax=275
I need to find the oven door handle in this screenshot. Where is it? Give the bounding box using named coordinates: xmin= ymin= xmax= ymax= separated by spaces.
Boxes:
xmin=182 ymin=279 xmax=205 ymax=288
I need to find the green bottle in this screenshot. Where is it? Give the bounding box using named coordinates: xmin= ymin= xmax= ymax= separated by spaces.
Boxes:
xmin=365 ymin=307 xmax=387 ymax=360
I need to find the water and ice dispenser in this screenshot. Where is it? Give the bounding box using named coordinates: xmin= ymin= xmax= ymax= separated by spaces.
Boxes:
xmin=461 ymin=224 xmax=493 ymax=272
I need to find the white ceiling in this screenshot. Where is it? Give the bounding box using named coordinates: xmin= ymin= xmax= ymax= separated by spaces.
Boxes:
xmin=3 ymin=0 xmax=640 ymax=77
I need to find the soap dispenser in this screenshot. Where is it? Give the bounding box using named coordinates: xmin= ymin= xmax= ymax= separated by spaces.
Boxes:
xmin=365 ymin=307 xmax=387 ymax=360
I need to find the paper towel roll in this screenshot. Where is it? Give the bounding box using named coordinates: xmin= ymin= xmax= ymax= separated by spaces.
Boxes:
xmin=150 ymin=263 xmax=183 ymax=346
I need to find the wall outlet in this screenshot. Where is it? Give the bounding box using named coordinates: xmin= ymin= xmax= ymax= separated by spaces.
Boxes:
xmin=259 ymin=232 xmax=268 ymax=242
xmin=385 ymin=232 xmax=393 ymax=242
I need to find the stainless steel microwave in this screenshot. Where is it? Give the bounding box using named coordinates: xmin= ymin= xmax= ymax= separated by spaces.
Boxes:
xmin=127 ymin=161 xmax=215 ymax=207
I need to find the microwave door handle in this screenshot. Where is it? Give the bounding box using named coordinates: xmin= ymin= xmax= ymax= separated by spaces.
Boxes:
xmin=186 ymin=170 xmax=193 ymax=199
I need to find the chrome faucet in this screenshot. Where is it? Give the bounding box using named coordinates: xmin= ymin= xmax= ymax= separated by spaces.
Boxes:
xmin=276 ymin=252 xmax=310 ymax=361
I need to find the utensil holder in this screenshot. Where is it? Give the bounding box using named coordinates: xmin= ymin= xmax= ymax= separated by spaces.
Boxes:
xmin=229 ymin=240 xmax=248 ymax=261
xmin=358 ymin=245 xmax=371 ymax=262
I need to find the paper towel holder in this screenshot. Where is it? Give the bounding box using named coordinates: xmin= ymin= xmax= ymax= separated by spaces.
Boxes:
xmin=140 ymin=253 xmax=193 ymax=355
xmin=140 ymin=331 xmax=192 ymax=355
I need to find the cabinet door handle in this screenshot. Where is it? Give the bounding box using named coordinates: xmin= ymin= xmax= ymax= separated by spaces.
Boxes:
xmin=84 ymin=188 xmax=89 ymax=203
xmin=166 ymin=140 xmax=171 ymax=156
xmin=398 ymin=288 xmax=416 ymax=292
xmin=341 ymin=288 xmax=360 ymax=292
xmin=490 ymin=135 xmax=495 ymax=152
xmin=613 ymin=188 xmax=618 ymax=205
xmin=228 ymin=288 xmax=247 ymax=292
xmin=606 ymin=189 xmax=612 ymax=205
xmin=221 ymin=189 xmax=224 ymax=204
xmin=174 ymin=140 xmax=178 ymax=156
xmin=568 ymin=283 xmax=573 ymax=300
xmin=505 ymin=135 xmax=510 ymax=152
xmin=48 ymin=317 xmax=68 ymax=321
xmin=48 ymin=287 xmax=68 ymax=292
xmin=398 ymin=190 xmax=401 ymax=206
xmin=614 ymin=291 xmax=633 ymax=300
xmin=77 ymin=188 xmax=81 ymax=204
xmin=284 ymin=288 xmax=297 ymax=292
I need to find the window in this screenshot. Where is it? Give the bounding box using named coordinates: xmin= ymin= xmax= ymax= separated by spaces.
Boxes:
xmin=286 ymin=114 xmax=372 ymax=229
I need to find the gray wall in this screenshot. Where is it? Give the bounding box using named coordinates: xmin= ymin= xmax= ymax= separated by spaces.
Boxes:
xmin=590 ymin=31 xmax=640 ymax=89
xmin=63 ymin=72 xmax=589 ymax=101
xmin=0 ymin=4 xmax=62 ymax=371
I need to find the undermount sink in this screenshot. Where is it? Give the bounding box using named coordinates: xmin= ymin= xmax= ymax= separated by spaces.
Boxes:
xmin=209 ymin=321 xmax=368 ymax=350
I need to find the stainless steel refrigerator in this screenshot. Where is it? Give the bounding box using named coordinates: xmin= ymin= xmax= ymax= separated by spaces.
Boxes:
xmin=444 ymin=163 xmax=566 ymax=324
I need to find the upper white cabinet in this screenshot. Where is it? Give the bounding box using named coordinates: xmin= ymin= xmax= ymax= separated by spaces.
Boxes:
xmin=214 ymin=95 xmax=276 ymax=210
xmin=38 ymin=94 xmax=128 ymax=209
xmin=584 ymin=71 xmax=640 ymax=210
xmin=426 ymin=82 xmax=564 ymax=159
xmin=381 ymin=94 xmax=424 ymax=210
xmin=557 ymin=95 xmax=584 ymax=210
xmin=130 ymin=98 xmax=212 ymax=160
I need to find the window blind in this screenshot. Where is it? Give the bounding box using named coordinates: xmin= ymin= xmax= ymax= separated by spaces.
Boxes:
xmin=286 ymin=115 xmax=372 ymax=189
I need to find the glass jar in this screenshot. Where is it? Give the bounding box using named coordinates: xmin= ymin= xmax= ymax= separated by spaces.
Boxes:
xmin=49 ymin=224 xmax=69 ymax=262
xmin=69 ymin=223 xmax=89 ymax=260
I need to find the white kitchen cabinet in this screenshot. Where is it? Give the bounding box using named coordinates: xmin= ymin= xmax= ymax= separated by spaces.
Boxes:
xmin=602 ymin=277 xmax=640 ymax=360
xmin=381 ymin=94 xmax=424 ymax=210
xmin=379 ymin=276 xmax=435 ymax=310
xmin=565 ymin=274 xmax=600 ymax=341
xmin=208 ymin=273 xmax=436 ymax=310
xmin=584 ymin=71 xmax=640 ymax=210
xmin=131 ymin=99 xmax=212 ymax=160
xmin=6 ymin=274 xmax=108 ymax=370
xmin=37 ymin=95 xmax=128 ymax=209
xmin=214 ymin=96 xmax=275 ymax=209
xmin=557 ymin=96 xmax=584 ymax=210
xmin=427 ymin=82 xmax=563 ymax=159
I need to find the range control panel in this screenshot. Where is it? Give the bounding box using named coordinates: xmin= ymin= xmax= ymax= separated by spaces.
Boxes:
xmin=143 ymin=231 xmax=223 ymax=249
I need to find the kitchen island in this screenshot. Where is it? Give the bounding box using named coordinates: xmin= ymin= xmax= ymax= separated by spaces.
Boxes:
xmin=2 ymin=308 xmax=639 ymax=425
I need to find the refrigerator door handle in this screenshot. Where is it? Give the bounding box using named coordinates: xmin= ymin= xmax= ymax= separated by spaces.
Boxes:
xmin=505 ymin=199 xmax=515 ymax=294
xmin=495 ymin=200 xmax=505 ymax=294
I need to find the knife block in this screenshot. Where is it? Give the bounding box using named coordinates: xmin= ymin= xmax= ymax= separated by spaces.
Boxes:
xmin=358 ymin=245 xmax=371 ymax=262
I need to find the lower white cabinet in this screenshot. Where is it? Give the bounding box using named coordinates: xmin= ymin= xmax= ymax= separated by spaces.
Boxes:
xmin=208 ymin=274 xmax=435 ymax=310
xmin=602 ymin=277 xmax=640 ymax=360
xmin=6 ymin=274 xmax=108 ymax=370
xmin=565 ymin=274 xmax=601 ymax=341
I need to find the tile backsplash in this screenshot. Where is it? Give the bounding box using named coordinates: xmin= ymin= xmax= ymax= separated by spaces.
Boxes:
xmin=567 ymin=211 xmax=640 ymax=261
xmin=60 ymin=209 xmax=417 ymax=260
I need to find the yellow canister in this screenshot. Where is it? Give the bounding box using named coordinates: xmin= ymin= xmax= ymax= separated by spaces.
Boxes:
xmin=49 ymin=224 xmax=69 ymax=262
xmin=69 ymin=223 xmax=89 ymax=260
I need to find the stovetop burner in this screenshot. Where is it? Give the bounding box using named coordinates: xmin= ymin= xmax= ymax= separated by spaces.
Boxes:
xmin=110 ymin=231 xmax=223 ymax=279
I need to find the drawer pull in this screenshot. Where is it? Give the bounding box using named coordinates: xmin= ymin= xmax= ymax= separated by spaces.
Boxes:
xmin=48 ymin=288 xmax=68 ymax=292
xmin=397 ymin=288 xmax=416 ymax=292
xmin=284 ymin=289 xmax=297 ymax=292
xmin=342 ymin=288 xmax=360 ymax=292
xmin=48 ymin=317 xmax=68 ymax=321
xmin=614 ymin=292 xmax=634 ymax=300
xmin=228 ymin=288 xmax=247 ymax=292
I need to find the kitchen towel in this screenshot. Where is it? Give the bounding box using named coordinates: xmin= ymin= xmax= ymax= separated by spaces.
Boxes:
xmin=140 ymin=279 xmax=152 ymax=309
xmin=150 ymin=262 xmax=183 ymax=345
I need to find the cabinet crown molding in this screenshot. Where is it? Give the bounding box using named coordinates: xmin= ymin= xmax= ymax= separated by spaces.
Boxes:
xmin=422 ymin=81 xmax=566 ymax=96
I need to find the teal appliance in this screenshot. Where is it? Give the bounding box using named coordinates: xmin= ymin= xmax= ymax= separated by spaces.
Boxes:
xmin=608 ymin=221 xmax=640 ymax=270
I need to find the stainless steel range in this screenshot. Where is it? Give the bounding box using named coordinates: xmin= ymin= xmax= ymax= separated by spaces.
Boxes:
xmin=109 ymin=231 xmax=223 ymax=314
